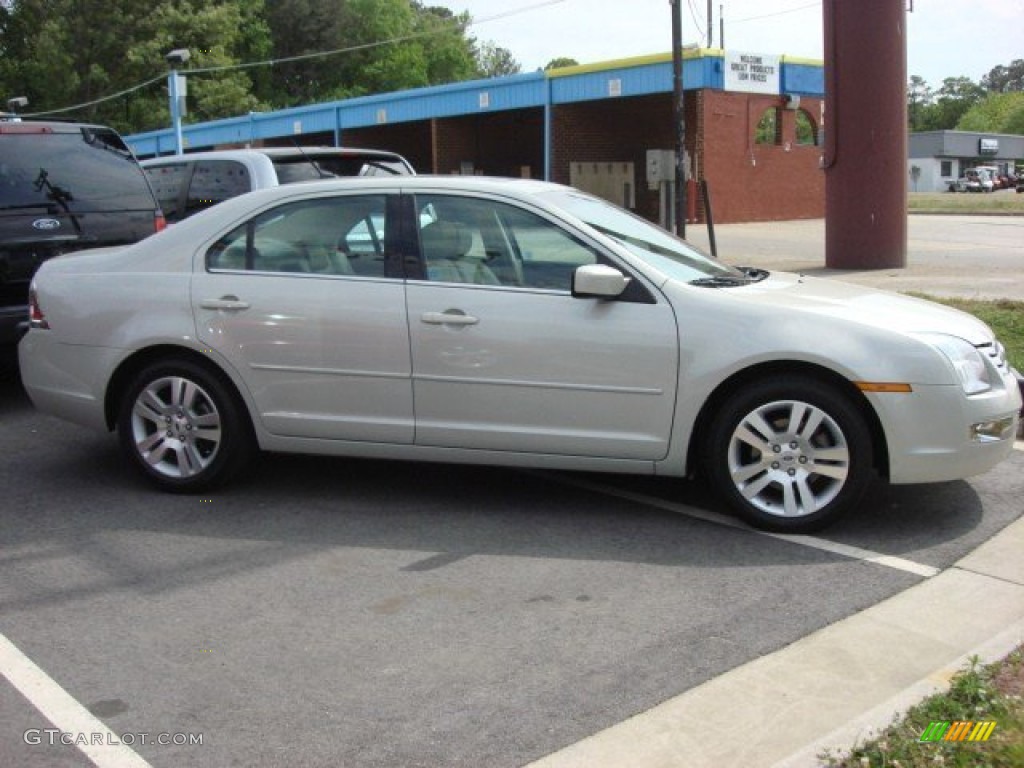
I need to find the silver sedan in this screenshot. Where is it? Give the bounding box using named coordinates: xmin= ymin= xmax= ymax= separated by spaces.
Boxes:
xmin=18 ymin=177 xmax=1022 ymax=532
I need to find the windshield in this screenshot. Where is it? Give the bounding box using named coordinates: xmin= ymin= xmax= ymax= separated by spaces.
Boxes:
xmin=537 ymin=188 xmax=742 ymax=282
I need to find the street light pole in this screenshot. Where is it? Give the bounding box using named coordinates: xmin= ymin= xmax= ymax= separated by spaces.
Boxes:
xmin=670 ymin=0 xmax=686 ymax=237
xmin=165 ymin=49 xmax=190 ymax=156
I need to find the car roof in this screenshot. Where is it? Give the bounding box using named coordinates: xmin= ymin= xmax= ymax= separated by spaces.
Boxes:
xmin=141 ymin=146 xmax=408 ymax=164
xmin=233 ymin=174 xmax=568 ymax=204
xmin=0 ymin=120 xmax=121 ymax=135
xmin=150 ymin=175 xmax=573 ymax=242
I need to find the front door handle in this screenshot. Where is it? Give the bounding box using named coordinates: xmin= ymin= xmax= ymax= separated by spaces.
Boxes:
xmin=421 ymin=310 xmax=479 ymax=326
xmin=201 ymin=296 xmax=250 ymax=311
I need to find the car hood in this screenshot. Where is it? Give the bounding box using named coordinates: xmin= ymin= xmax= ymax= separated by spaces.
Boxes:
xmin=724 ymin=270 xmax=993 ymax=345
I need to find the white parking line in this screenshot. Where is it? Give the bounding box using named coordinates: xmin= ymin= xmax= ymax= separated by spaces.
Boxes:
xmin=544 ymin=474 xmax=940 ymax=579
xmin=0 ymin=632 xmax=152 ymax=768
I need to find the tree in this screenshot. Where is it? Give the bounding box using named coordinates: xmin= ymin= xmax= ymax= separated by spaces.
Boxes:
xmin=128 ymin=1 xmax=270 ymax=130
xmin=956 ymin=91 xmax=1024 ymax=133
xmin=475 ymin=41 xmax=521 ymax=78
xmin=907 ymin=74 xmax=932 ymax=131
xmin=926 ymin=76 xmax=985 ymax=130
xmin=263 ymin=0 xmax=478 ymax=105
xmin=545 ymin=57 xmax=579 ymax=70
xmin=981 ymin=59 xmax=1024 ymax=93
xmin=0 ymin=0 xmax=269 ymax=133
xmin=907 ymin=74 xmax=986 ymax=131
xmin=0 ymin=0 xmax=489 ymax=133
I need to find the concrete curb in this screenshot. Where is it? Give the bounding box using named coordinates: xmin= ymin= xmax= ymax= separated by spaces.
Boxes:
xmin=772 ymin=616 xmax=1024 ymax=768
xmin=526 ymin=514 xmax=1024 ymax=768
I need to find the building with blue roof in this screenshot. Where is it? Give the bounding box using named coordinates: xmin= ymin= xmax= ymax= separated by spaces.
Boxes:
xmin=128 ymin=49 xmax=826 ymax=224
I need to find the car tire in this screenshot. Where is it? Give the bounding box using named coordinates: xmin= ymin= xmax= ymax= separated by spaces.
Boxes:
xmin=117 ymin=359 xmax=253 ymax=493
xmin=704 ymin=375 xmax=873 ymax=532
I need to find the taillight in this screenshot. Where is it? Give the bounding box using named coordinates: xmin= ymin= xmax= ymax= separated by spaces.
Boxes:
xmin=155 ymin=211 xmax=167 ymax=232
xmin=28 ymin=285 xmax=49 ymax=329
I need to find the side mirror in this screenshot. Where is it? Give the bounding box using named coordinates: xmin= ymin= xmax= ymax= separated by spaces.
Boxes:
xmin=572 ymin=264 xmax=630 ymax=299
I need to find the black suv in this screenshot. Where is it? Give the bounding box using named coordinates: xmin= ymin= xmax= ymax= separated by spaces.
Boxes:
xmin=1 ymin=120 xmax=165 ymax=356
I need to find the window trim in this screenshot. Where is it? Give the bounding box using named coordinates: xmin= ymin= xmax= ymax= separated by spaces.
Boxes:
xmin=401 ymin=191 xmax=657 ymax=304
xmin=203 ymin=191 xmax=400 ymax=279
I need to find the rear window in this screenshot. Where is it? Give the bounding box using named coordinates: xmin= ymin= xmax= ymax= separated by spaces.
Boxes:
xmin=0 ymin=127 xmax=156 ymax=213
xmin=272 ymin=155 xmax=409 ymax=183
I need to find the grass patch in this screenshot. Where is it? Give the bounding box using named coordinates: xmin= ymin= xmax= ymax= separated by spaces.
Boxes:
xmin=908 ymin=192 xmax=1024 ymax=214
xmin=910 ymin=295 xmax=1024 ymax=371
xmin=822 ymin=294 xmax=1023 ymax=767
xmin=820 ymin=647 xmax=1024 ymax=767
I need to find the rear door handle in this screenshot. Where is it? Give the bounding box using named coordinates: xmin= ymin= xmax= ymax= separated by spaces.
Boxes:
xmin=421 ymin=311 xmax=479 ymax=326
xmin=201 ymin=296 xmax=250 ymax=311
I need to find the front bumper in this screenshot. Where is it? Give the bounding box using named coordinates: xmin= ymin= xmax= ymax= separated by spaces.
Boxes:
xmin=865 ymin=372 xmax=1021 ymax=485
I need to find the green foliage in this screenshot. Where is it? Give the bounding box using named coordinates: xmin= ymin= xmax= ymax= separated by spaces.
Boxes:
xmin=981 ymin=58 xmax=1024 ymax=93
xmin=262 ymin=0 xmax=478 ymax=105
xmin=909 ymin=75 xmax=986 ymax=131
xmin=754 ymin=108 xmax=779 ymax=144
xmin=957 ymin=91 xmax=1024 ymax=133
xmin=0 ymin=0 xmax=489 ymax=132
xmin=545 ymin=57 xmax=580 ymax=70
xmin=0 ymin=0 xmax=267 ymax=132
xmin=475 ymin=42 xmax=521 ymax=78
xmin=821 ymin=648 xmax=1024 ymax=768
xmin=908 ymin=58 xmax=1022 ymax=133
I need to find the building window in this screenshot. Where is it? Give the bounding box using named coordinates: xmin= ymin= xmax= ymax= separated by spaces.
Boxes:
xmin=755 ymin=108 xmax=781 ymax=145
xmin=795 ymin=109 xmax=818 ymax=146
xmin=940 ymin=160 xmax=952 ymax=177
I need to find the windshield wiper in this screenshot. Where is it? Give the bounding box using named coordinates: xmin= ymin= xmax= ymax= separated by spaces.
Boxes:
xmin=364 ymin=161 xmax=402 ymax=176
xmin=735 ymin=266 xmax=770 ymax=282
xmin=688 ymin=275 xmax=755 ymax=287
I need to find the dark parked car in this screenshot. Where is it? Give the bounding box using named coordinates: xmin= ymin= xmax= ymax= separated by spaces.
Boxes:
xmin=0 ymin=120 xmax=164 ymax=358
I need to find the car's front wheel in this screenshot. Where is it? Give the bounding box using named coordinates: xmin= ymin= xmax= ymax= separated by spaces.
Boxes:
xmin=117 ymin=359 xmax=252 ymax=492
xmin=704 ymin=375 xmax=873 ymax=532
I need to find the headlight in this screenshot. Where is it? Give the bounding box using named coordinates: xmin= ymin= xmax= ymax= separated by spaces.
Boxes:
xmin=918 ymin=334 xmax=991 ymax=395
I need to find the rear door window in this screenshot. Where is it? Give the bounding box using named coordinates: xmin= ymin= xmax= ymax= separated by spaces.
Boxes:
xmin=206 ymin=194 xmax=391 ymax=278
xmin=186 ymin=160 xmax=251 ymax=217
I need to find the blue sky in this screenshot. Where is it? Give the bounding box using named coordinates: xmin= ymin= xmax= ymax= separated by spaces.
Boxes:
xmin=445 ymin=0 xmax=1023 ymax=87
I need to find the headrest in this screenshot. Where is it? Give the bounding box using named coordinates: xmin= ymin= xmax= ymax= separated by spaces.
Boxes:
xmin=420 ymin=220 xmax=472 ymax=259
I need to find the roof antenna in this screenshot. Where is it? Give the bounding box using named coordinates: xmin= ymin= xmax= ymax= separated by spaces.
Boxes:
xmin=290 ymin=139 xmax=328 ymax=178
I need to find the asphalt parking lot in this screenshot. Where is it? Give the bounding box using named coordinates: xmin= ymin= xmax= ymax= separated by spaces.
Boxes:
xmin=2 ymin=364 xmax=1022 ymax=768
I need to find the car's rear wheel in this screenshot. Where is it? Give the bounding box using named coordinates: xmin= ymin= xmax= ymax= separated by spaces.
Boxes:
xmin=704 ymin=375 xmax=873 ymax=532
xmin=117 ymin=359 xmax=252 ymax=492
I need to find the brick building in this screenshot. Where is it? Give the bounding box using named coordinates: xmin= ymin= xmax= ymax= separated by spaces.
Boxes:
xmin=129 ymin=50 xmax=825 ymax=225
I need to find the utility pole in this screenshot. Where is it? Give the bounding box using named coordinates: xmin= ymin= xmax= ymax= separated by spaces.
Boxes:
xmin=670 ymin=0 xmax=686 ymax=237
xmin=707 ymin=0 xmax=713 ymax=47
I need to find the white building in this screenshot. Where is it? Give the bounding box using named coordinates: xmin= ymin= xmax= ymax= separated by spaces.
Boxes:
xmin=908 ymin=130 xmax=1024 ymax=192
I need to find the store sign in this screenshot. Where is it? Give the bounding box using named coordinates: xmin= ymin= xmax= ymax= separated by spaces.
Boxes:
xmin=979 ymin=138 xmax=999 ymax=155
xmin=724 ymin=51 xmax=781 ymax=94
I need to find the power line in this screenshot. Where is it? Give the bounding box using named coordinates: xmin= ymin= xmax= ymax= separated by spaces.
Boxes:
xmin=686 ymin=0 xmax=707 ymax=45
xmin=22 ymin=0 xmax=569 ymax=118
xmin=21 ymin=74 xmax=166 ymax=118
xmin=188 ymin=0 xmax=569 ymax=76
xmin=731 ymin=1 xmax=819 ymax=24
